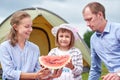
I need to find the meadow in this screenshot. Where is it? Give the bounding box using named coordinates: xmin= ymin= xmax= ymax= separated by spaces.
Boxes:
xmin=82 ymin=63 xmax=108 ymax=80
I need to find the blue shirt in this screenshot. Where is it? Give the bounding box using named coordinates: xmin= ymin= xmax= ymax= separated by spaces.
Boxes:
xmin=0 ymin=40 xmax=40 ymax=80
xmin=88 ymin=21 xmax=120 ymax=80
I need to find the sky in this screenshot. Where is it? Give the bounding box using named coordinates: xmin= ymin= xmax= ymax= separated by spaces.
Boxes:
xmin=0 ymin=0 xmax=120 ymax=38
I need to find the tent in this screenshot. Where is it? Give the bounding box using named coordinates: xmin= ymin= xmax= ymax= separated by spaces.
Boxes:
xmin=0 ymin=7 xmax=91 ymax=70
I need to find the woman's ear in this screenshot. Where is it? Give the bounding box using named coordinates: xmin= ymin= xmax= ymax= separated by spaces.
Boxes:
xmin=13 ymin=24 xmax=17 ymax=31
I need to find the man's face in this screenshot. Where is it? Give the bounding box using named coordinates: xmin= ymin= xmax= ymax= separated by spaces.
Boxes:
xmin=83 ymin=7 xmax=101 ymax=31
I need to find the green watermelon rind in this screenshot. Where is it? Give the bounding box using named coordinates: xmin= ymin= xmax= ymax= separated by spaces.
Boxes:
xmin=39 ymin=55 xmax=71 ymax=69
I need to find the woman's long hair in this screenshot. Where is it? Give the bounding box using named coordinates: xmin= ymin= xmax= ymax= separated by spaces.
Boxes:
xmin=8 ymin=11 xmax=31 ymax=46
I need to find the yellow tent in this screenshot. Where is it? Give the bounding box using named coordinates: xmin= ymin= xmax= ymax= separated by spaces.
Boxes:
xmin=0 ymin=8 xmax=91 ymax=71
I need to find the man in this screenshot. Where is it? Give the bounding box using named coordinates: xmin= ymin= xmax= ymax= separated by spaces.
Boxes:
xmin=82 ymin=2 xmax=120 ymax=80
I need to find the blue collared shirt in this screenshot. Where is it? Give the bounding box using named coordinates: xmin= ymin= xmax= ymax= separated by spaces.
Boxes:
xmin=0 ymin=40 xmax=40 ymax=80
xmin=88 ymin=21 xmax=120 ymax=80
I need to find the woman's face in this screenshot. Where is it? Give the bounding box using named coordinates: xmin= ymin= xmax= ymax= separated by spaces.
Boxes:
xmin=58 ymin=31 xmax=71 ymax=49
xmin=14 ymin=17 xmax=33 ymax=40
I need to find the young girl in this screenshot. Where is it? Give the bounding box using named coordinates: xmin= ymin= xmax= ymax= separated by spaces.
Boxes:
xmin=48 ymin=24 xmax=83 ymax=80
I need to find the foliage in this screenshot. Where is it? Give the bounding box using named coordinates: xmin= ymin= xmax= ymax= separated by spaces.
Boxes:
xmin=83 ymin=30 xmax=94 ymax=48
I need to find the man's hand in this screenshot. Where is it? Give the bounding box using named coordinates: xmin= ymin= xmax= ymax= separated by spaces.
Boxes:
xmin=101 ymin=73 xmax=120 ymax=80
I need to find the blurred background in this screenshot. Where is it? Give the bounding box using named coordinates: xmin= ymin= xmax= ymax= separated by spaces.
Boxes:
xmin=0 ymin=0 xmax=120 ymax=38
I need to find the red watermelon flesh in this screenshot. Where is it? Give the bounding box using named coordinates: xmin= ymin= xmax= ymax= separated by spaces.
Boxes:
xmin=39 ymin=55 xmax=71 ymax=69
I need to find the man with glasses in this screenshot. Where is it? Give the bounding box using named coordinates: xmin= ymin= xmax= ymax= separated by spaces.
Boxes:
xmin=82 ymin=2 xmax=120 ymax=80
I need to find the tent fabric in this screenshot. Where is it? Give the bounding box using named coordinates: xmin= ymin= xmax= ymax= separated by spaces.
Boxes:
xmin=0 ymin=7 xmax=91 ymax=68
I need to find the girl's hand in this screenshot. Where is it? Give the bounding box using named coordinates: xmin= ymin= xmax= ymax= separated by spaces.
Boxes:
xmin=65 ymin=60 xmax=74 ymax=70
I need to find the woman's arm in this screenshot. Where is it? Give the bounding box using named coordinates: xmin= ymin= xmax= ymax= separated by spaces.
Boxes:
xmin=20 ymin=68 xmax=51 ymax=80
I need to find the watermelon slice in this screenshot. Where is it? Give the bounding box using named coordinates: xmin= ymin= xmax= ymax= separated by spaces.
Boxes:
xmin=39 ymin=55 xmax=71 ymax=69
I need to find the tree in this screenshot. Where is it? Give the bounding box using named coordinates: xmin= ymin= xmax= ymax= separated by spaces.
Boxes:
xmin=83 ymin=30 xmax=94 ymax=48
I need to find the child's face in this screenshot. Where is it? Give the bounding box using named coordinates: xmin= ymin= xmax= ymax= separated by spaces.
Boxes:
xmin=58 ymin=31 xmax=71 ymax=48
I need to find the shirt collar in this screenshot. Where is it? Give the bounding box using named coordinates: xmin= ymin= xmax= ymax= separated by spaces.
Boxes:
xmin=96 ymin=21 xmax=111 ymax=37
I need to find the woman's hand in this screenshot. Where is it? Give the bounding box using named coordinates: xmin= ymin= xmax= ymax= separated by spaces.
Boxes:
xmin=50 ymin=68 xmax=63 ymax=78
xmin=36 ymin=68 xmax=51 ymax=79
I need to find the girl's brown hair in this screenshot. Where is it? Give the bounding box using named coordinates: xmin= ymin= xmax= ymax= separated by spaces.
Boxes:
xmin=55 ymin=28 xmax=75 ymax=49
xmin=8 ymin=11 xmax=31 ymax=46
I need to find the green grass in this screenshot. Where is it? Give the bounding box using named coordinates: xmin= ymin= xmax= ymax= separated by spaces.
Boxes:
xmin=82 ymin=63 xmax=108 ymax=80
xmin=82 ymin=72 xmax=89 ymax=80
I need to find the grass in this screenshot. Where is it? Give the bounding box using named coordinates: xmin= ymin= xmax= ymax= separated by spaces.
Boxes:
xmin=82 ymin=72 xmax=89 ymax=80
xmin=82 ymin=63 xmax=108 ymax=80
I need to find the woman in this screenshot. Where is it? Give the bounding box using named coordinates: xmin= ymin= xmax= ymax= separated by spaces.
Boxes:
xmin=0 ymin=11 xmax=55 ymax=80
